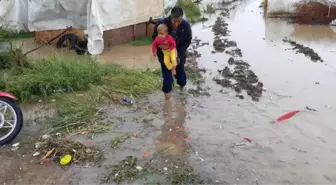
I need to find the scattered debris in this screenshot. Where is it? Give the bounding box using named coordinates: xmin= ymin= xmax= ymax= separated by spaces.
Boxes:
xmin=306 ymin=106 xmax=317 ymax=111
xmin=188 ymin=85 xmax=210 ymax=97
xmin=136 ymin=166 xmax=143 ymax=171
xmin=243 ymin=138 xmax=252 ymax=142
xmin=292 ymin=148 xmax=307 ymax=153
xmin=102 ymin=156 xmax=139 ymax=183
xmin=232 ymin=142 xmax=249 ymax=147
xmin=12 ymin=142 xmax=19 ymax=147
xmin=36 ymin=135 xmax=103 ymax=165
xmin=122 ymin=97 xmax=133 ymax=104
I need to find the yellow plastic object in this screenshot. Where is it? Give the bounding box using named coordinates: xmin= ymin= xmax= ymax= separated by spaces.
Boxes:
xmin=60 ymin=154 xmax=72 ymax=165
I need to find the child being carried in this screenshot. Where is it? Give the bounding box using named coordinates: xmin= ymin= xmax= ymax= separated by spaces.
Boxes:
xmin=152 ymin=23 xmax=177 ymax=75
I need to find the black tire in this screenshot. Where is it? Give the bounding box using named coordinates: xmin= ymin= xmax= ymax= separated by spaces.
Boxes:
xmin=0 ymin=97 xmax=23 ymax=146
xmin=56 ymin=33 xmax=79 ymax=50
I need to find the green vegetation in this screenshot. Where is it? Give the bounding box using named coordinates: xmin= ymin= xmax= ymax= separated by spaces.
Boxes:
xmin=177 ymin=0 xmax=202 ymax=23
xmin=130 ymin=36 xmax=152 ymax=46
xmin=0 ymin=50 xmax=162 ymax=133
xmin=103 ymin=156 xmax=139 ymax=183
xmin=111 ymin=134 xmax=131 ymax=148
xmin=0 ymin=28 xmax=34 ymax=41
xmin=0 ymin=49 xmax=13 ymax=70
xmin=1 ymin=56 xmax=161 ymax=102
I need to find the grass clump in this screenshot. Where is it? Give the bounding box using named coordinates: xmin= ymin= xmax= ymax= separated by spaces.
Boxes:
xmin=51 ymin=86 xmax=110 ymax=133
xmin=111 ymin=134 xmax=131 ymax=148
xmin=1 ymin=56 xmax=161 ymax=102
xmin=0 ymin=50 xmax=13 ymax=70
xmin=103 ymin=156 xmax=139 ymax=183
xmin=177 ymin=0 xmax=202 ymax=23
xmin=130 ymin=37 xmax=152 ymax=46
xmin=2 ymin=56 xmax=110 ymax=101
xmin=0 ymin=28 xmax=34 ymax=41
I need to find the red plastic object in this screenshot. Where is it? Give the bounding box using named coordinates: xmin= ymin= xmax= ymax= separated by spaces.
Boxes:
xmin=276 ymin=110 xmax=300 ymax=122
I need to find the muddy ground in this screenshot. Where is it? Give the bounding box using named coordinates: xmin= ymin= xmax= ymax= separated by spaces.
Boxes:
xmin=2 ymin=0 xmax=336 ymax=184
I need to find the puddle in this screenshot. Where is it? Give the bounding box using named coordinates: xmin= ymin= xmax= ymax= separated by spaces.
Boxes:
xmin=97 ymin=44 xmax=159 ymax=69
xmin=1 ymin=0 xmax=336 ymax=184
xmin=4 ymin=38 xmax=160 ymax=69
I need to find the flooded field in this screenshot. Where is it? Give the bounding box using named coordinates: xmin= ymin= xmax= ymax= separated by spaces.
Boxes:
xmin=1 ymin=0 xmax=336 ymax=184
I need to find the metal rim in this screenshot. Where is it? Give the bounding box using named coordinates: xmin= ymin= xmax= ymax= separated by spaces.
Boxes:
xmin=0 ymin=100 xmax=17 ymax=141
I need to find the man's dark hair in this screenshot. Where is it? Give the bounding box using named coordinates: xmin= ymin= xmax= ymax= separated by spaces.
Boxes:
xmin=171 ymin=6 xmax=184 ymax=18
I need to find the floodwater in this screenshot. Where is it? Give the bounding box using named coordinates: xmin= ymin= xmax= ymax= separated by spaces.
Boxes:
xmin=2 ymin=0 xmax=336 ymax=184
xmin=6 ymin=38 xmax=159 ymax=69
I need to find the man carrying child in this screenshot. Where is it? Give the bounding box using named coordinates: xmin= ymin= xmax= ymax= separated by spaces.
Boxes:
xmin=152 ymin=6 xmax=192 ymax=100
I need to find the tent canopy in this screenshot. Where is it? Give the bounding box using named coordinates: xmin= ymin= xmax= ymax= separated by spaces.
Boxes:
xmin=0 ymin=0 xmax=164 ymax=54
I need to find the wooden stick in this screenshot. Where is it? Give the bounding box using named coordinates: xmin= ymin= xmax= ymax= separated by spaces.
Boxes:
xmin=42 ymin=148 xmax=55 ymax=160
xmin=23 ymin=26 xmax=72 ymax=56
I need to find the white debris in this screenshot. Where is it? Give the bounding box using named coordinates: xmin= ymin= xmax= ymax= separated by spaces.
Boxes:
xmin=41 ymin=134 xmax=50 ymax=140
xmin=136 ymin=166 xmax=143 ymax=171
xmin=12 ymin=143 xmax=19 ymax=147
xmin=163 ymin=167 xmax=168 ymax=171
xmin=35 ymin=142 xmax=41 ymax=149
xmin=33 ymin=152 xmax=40 ymax=157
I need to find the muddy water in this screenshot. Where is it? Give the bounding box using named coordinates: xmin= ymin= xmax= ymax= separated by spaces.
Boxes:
xmin=185 ymin=0 xmax=336 ymax=183
xmin=97 ymin=44 xmax=159 ymax=69
xmin=2 ymin=0 xmax=336 ymax=184
xmin=7 ymin=38 xmax=159 ymax=69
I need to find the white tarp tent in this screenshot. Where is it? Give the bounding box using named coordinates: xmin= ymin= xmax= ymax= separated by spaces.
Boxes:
xmin=0 ymin=0 xmax=165 ymax=55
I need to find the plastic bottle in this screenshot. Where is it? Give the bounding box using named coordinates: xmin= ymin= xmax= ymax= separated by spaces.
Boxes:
xmin=122 ymin=97 xmax=133 ymax=104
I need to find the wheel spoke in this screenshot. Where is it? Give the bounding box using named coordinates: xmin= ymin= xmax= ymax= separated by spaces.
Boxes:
xmin=5 ymin=120 xmax=14 ymax=128
xmin=0 ymin=104 xmax=7 ymax=115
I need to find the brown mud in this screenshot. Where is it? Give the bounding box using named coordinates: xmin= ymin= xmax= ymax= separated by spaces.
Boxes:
xmin=283 ymin=38 xmax=324 ymax=62
xmin=211 ymin=13 xmax=263 ymax=101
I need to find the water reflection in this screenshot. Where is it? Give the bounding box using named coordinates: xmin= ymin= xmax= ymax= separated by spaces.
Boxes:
xmin=156 ymin=98 xmax=187 ymax=156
